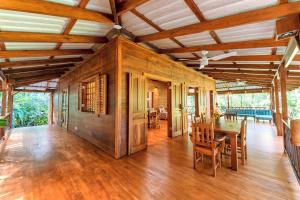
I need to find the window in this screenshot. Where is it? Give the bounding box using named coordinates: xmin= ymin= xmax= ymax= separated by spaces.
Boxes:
xmin=82 ymin=80 xmax=96 ymax=112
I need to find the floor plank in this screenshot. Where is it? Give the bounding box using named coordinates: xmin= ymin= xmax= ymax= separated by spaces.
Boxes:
xmin=0 ymin=121 xmax=299 ymax=200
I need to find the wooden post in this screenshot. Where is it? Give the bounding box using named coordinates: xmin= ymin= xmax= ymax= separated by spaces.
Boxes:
xmin=227 ymin=92 xmax=230 ymax=109
xmin=194 ymin=88 xmax=199 ymax=117
xmin=270 ymin=85 xmax=275 ymax=111
xmin=1 ymin=81 xmax=7 ymax=116
xmin=274 ymin=78 xmax=283 ymax=136
xmin=280 ymin=64 xmax=288 ymax=121
xmin=48 ymin=92 xmax=54 ymax=125
xmin=7 ymin=85 xmax=13 ymax=128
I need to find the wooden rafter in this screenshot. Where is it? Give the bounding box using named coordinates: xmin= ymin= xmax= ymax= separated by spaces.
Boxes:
xmin=117 ymin=0 xmax=150 ymax=16
xmin=15 ymin=75 xmax=63 ymax=87
xmin=181 ymin=55 xmax=300 ymax=62
xmin=200 ymin=69 xmax=276 ymax=75
xmin=187 ymin=64 xmax=278 ymax=69
xmin=3 ymin=64 xmax=74 ymax=75
xmin=136 ymin=2 xmax=300 ymax=42
xmin=0 ymin=49 xmax=93 ymax=59
xmin=0 ymin=57 xmax=83 ymax=68
xmin=0 ymin=0 xmax=113 ymax=24
xmin=9 ymin=69 xmax=69 ymax=79
xmin=0 ymin=32 xmax=108 ymax=43
xmin=160 ymin=38 xmax=289 ymax=53
xmin=218 ymin=88 xmax=271 ymax=94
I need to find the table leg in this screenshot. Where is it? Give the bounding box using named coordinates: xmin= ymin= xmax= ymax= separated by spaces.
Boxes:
xmin=230 ymin=134 xmax=238 ymax=171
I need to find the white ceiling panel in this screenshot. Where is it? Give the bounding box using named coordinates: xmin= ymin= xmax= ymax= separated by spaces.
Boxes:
xmin=150 ymin=39 xmax=181 ymax=49
xmin=5 ymin=42 xmax=57 ymax=50
xmin=60 ymin=43 xmax=94 ymax=49
xmin=70 ymin=20 xmax=112 ymax=36
xmin=0 ymin=59 xmax=5 ymax=63
xmin=9 ymin=57 xmax=50 ymax=62
xmin=215 ymin=20 xmax=275 ymax=43
xmin=136 ymin=0 xmax=199 ymax=30
xmin=121 ymin=12 xmax=158 ymax=36
xmin=46 ymin=0 xmax=79 ymax=6
xmin=175 ymin=31 xmax=216 ymax=47
xmin=0 ymin=9 xmax=68 ymax=34
xmin=235 ymin=61 xmax=271 ymax=64
xmin=86 ymin=0 xmax=112 ymax=13
xmin=194 ymin=0 xmax=277 ymax=20
xmin=170 ymin=53 xmax=195 ymax=58
xmin=232 ymin=48 xmax=272 ymax=56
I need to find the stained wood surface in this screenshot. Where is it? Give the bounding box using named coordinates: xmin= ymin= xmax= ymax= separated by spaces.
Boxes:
xmin=0 ymin=122 xmax=299 ymax=199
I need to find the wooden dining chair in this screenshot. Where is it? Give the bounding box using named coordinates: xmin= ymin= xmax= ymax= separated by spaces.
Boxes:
xmin=191 ymin=122 xmax=226 ymax=177
xmin=224 ymin=113 xmax=238 ymax=121
xmin=225 ymin=118 xmax=248 ymax=165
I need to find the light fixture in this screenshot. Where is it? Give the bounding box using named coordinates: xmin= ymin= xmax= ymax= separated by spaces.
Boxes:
xmin=113 ymin=24 xmax=122 ymax=30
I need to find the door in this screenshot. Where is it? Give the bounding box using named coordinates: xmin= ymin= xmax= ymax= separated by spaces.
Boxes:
xmin=181 ymin=83 xmax=188 ymax=134
xmin=168 ymin=82 xmax=183 ymax=137
xmin=61 ymin=87 xmax=69 ymax=129
xmin=128 ymin=73 xmax=147 ymax=155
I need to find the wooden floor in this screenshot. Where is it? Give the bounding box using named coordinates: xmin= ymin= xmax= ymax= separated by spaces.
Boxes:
xmin=0 ymin=121 xmax=299 ymax=200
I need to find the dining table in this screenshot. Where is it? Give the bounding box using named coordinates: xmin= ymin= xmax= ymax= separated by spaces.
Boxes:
xmin=214 ymin=119 xmax=241 ymax=171
xmin=192 ymin=118 xmax=242 ymax=171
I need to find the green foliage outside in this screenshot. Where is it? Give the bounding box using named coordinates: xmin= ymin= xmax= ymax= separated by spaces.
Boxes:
xmin=0 ymin=92 xmax=49 ymax=128
xmin=12 ymin=92 xmax=49 ymax=128
xmin=217 ymin=89 xmax=300 ymax=120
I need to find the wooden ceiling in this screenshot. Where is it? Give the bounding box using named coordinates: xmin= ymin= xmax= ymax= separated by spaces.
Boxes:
xmin=0 ymin=0 xmax=299 ymax=91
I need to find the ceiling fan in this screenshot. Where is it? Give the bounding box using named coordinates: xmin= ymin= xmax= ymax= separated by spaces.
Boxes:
xmin=199 ymin=50 xmax=237 ymax=69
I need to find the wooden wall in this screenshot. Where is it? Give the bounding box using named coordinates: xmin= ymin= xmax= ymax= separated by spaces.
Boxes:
xmin=118 ymin=37 xmax=215 ymax=157
xmin=55 ymin=36 xmax=215 ymax=159
xmin=57 ymin=40 xmax=118 ymax=157
xmin=147 ymin=79 xmax=168 ymax=109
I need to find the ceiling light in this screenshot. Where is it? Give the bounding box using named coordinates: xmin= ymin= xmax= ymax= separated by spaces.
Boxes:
xmin=113 ymin=24 xmax=122 ymax=30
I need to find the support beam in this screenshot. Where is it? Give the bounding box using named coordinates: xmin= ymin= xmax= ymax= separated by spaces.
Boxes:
xmin=181 ymin=55 xmax=300 ymax=62
xmin=200 ymin=69 xmax=276 ymax=75
xmin=0 ymin=32 xmax=108 ymax=43
xmin=10 ymin=69 xmax=68 ymax=79
xmin=136 ymin=2 xmax=300 ymax=42
xmin=218 ymin=88 xmax=270 ymax=95
xmin=280 ymin=64 xmax=288 ymax=121
xmin=188 ymin=64 xmax=279 ymax=69
xmin=0 ymin=49 xmax=93 ymax=59
xmin=160 ymin=38 xmax=289 ymax=53
xmin=0 ymin=57 xmax=83 ymax=68
xmin=0 ymin=0 xmax=113 ymax=24
xmin=7 ymin=85 xmax=13 ymax=128
xmin=271 ymin=85 xmax=275 ymax=111
xmin=274 ymin=78 xmax=283 ymax=136
xmin=15 ymin=74 xmax=63 ymax=87
xmin=48 ymin=92 xmax=54 ymax=125
xmin=3 ymin=64 xmax=74 ymax=75
xmin=1 ymin=81 xmax=7 ymax=115
xmin=117 ymin=0 xmax=150 ymax=16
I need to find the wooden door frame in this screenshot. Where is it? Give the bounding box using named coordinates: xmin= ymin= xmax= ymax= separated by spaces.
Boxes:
xmin=61 ymin=86 xmax=69 ymax=130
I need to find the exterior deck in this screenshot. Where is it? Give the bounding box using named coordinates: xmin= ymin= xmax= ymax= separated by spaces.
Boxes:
xmin=0 ymin=122 xmax=299 ymax=200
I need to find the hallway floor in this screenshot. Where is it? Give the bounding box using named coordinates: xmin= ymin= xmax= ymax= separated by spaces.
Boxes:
xmin=0 ymin=122 xmax=299 ymax=200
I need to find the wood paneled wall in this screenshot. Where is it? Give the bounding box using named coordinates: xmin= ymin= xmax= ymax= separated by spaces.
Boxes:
xmin=56 ymin=36 xmax=215 ymax=159
xmin=57 ymin=40 xmax=118 ymax=157
xmin=147 ymin=79 xmax=168 ymax=109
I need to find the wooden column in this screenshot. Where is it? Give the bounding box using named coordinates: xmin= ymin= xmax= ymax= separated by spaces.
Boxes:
xmin=194 ymin=88 xmax=199 ymax=117
xmin=270 ymin=85 xmax=275 ymax=111
xmin=280 ymin=64 xmax=288 ymax=121
xmin=227 ymin=92 xmax=230 ymax=109
xmin=48 ymin=92 xmax=54 ymax=125
xmin=274 ymin=77 xmax=283 ymax=136
xmin=1 ymin=81 xmax=7 ymax=116
xmin=7 ymin=85 xmax=13 ymax=128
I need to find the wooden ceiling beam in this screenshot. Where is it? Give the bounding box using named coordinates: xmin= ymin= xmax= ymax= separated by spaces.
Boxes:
xmin=3 ymin=64 xmax=74 ymax=75
xmin=187 ymin=64 xmax=278 ymax=69
xmin=0 ymin=57 xmax=83 ymax=68
xmin=205 ymin=73 xmax=274 ymax=79
xmin=0 ymin=32 xmax=108 ymax=43
xmin=136 ymin=2 xmax=300 ymax=42
xmin=15 ymin=75 xmax=62 ymax=87
xmin=0 ymin=49 xmax=93 ymax=59
xmin=10 ymin=69 xmax=68 ymax=79
xmin=217 ymin=88 xmax=271 ymax=94
xmin=182 ymin=55 xmax=300 ymax=62
xmin=200 ymin=69 xmax=276 ymax=75
xmin=0 ymin=0 xmax=114 ymax=24
xmin=117 ymin=0 xmax=150 ymax=16
xmin=160 ymin=38 xmax=289 ymax=53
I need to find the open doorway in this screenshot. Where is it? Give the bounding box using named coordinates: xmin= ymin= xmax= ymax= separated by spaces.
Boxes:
xmin=187 ymin=87 xmax=197 ymax=132
xmin=146 ymin=79 xmax=169 ymax=146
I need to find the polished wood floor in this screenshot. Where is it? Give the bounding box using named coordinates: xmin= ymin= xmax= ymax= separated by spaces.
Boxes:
xmin=0 ymin=121 xmax=299 ymax=200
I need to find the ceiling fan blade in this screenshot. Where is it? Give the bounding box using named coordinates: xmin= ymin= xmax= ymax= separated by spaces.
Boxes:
xmin=208 ymin=52 xmax=237 ymax=61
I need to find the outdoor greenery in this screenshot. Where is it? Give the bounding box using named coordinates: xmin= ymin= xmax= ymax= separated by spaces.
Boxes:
xmin=0 ymin=92 xmax=49 ymax=128
xmin=217 ymin=89 xmax=300 ymax=119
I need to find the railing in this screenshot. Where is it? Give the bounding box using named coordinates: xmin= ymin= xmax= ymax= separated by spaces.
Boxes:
xmin=0 ymin=113 xmax=11 ymax=141
xmin=283 ymin=120 xmax=300 ymax=184
xmin=228 ymin=106 xmax=268 ymax=110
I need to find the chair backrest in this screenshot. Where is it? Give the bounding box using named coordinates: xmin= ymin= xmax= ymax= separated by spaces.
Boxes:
xmin=194 ymin=116 xmax=201 ymax=123
xmin=240 ymin=119 xmax=247 ymax=146
xmin=192 ymin=122 xmax=215 ymax=148
xmin=200 ymin=112 xmax=206 ymax=122
xmin=225 ymin=113 xmax=237 ymax=121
